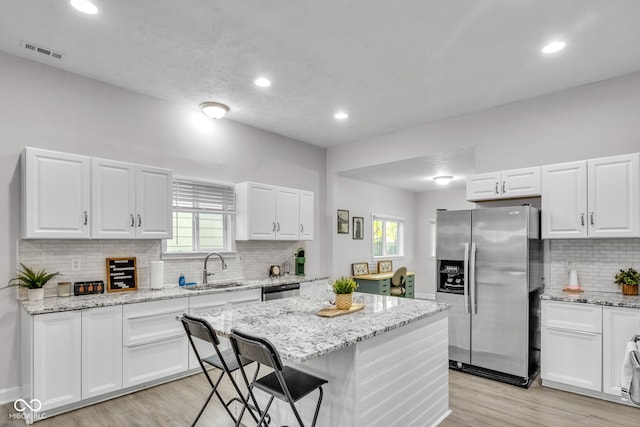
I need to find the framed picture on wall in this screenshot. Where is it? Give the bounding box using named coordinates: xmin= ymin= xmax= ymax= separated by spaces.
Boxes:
xmin=353 ymin=217 xmax=364 ymax=239
xmin=337 ymin=209 xmax=349 ymax=234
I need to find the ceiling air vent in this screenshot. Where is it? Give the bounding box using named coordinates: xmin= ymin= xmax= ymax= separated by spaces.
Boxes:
xmin=21 ymin=40 xmax=64 ymax=61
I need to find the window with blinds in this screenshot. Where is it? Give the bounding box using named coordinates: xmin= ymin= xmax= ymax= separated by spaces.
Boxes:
xmin=165 ymin=177 xmax=236 ymax=253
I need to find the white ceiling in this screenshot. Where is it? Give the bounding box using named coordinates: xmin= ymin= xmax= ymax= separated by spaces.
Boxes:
xmin=2 ymin=1 xmax=640 ymax=191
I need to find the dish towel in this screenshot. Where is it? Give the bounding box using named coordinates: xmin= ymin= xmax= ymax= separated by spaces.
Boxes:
xmin=621 ymin=340 xmax=639 ymax=402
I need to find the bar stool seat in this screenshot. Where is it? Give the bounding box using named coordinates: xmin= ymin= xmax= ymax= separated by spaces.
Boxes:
xmin=253 ymin=365 xmax=328 ymax=402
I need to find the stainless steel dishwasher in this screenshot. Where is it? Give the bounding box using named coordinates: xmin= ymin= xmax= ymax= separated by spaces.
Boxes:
xmin=262 ymin=282 xmax=300 ymax=301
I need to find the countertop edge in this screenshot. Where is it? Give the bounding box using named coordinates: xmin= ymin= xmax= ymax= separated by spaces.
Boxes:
xmin=541 ymin=290 xmax=640 ymax=309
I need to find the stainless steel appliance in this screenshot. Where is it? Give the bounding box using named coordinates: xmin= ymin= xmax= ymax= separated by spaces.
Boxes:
xmin=262 ymin=282 xmax=300 ymax=301
xmin=436 ymin=206 xmax=542 ymax=387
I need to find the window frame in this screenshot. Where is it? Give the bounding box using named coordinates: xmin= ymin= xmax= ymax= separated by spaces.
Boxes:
xmin=162 ymin=176 xmax=236 ymax=259
xmin=371 ymin=213 xmax=405 ymax=259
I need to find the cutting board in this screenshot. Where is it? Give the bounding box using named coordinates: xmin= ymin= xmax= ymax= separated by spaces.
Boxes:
xmin=317 ymin=303 xmax=364 ymax=317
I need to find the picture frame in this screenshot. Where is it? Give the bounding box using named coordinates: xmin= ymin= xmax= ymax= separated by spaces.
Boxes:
xmin=352 ymin=262 xmax=369 ymax=276
xmin=353 ymin=216 xmax=364 ymax=239
xmin=337 ymin=209 xmax=349 ymax=234
xmin=377 ymin=260 xmax=393 ymax=273
xmin=106 ymin=257 xmax=138 ymax=292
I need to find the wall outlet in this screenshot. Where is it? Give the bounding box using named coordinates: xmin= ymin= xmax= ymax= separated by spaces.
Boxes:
xmin=71 ymin=258 xmax=81 ymax=271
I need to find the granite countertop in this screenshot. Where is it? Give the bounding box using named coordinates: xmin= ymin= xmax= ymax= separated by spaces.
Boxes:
xmin=198 ymin=291 xmax=450 ymax=363
xmin=20 ymin=274 xmax=329 ymax=315
xmin=541 ymin=289 xmax=640 ymax=309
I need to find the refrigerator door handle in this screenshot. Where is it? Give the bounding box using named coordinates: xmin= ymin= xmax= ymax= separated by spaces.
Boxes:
xmin=464 ymin=242 xmax=470 ymax=314
xmin=470 ymin=242 xmax=477 ymax=314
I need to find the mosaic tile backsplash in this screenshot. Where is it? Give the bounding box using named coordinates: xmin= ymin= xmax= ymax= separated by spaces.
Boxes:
xmin=549 ymin=238 xmax=640 ymax=292
xmin=17 ymin=239 xmax=305 ymax=297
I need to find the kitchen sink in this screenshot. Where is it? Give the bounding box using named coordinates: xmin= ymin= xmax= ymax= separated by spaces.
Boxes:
xmin=183 ymin=282 xmax=245 ymax=290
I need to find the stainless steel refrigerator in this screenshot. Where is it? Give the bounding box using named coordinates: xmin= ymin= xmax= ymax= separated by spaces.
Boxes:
xmin=435 ymin=206 xmax=542 ymax=387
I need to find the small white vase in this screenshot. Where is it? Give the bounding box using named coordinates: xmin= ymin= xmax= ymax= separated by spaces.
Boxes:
xmin=27 ymin=288 xmax=44 ymax=301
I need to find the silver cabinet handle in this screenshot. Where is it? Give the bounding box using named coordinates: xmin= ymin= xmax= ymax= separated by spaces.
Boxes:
xmin=272 ymin=222 xmax=276 ymax=231
xmin=463 ymin=242 xmax=470 ymax=315
xmin=83 ymin=211 xmax=88 ymax=226
xmin=277 ymin=222 xmax=280 ymax=231
xmin=502 ymin=181 xmax=506 ymax=194
xmin=495 ymin=182 xmax=499 ymax=194
xmin=590 ymin=212 xmax=594 ymax=225
xmin=300 ymin=224 xmax=303 ymax=232
xmin=130 ymin=214 xmax=135 ymax=227
xmin=137 ymin=214 xmax=142 ymax=227
xmin=581 ymin=213 xmax=585 ymax=226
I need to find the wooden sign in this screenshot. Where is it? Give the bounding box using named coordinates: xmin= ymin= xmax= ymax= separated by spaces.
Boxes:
xmin=106 ymin=257 xmax=138 ymax=292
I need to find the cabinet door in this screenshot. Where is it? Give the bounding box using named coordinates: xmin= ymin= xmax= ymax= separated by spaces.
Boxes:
xmin=123 ymin=336 xmax=189 ymax=388
xmin=247 ymin=183 xmax=277 ymax=239
xmin=299 ymin=190 xmax=314 ymax=240
xmin=541 ymin=326 xmax=602 ymax=391
xmin=82 ymin=306 xmax=123 ymax=399
xmin=602 ymin=307 xmax=640 ymax=397
xmin=541 ymin=161 xmax=587 ymax=239
xmin=466 ymin=172 xmax=500 ymax=201
xmin=91 ymin=158 xmax=136 ymax=239
xmin=501 ymin=167 xmax=541 ymax=198
xmin=135 ymin=165 xmax=173 ymax=238
xmin=22 ymin=148 xmax=91 ymax=238
xmin=587 ymin=153 xmax=640 ymax=238
xmin=276 ymin=187 xmax=300 ymax=240
xmin=33 ymin=311 xmax=82 ymax=411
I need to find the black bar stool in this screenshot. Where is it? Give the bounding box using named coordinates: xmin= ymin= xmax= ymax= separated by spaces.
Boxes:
xmin=180 ymin=314 xmax=260 ymax=426
xmin=229 ymin=328 xmax=328 ymax=427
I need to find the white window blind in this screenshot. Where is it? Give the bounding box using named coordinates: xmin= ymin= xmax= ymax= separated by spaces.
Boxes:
xmin=172 ymin=178 xmax=236 ymax=215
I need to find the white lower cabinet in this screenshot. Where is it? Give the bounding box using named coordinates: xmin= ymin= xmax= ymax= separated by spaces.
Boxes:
xmin=82 ymin=306 xmax=123 ymax=399
xmin=602 ymin=306 xmax=640 ymax=397
xmin=187 ymin=289 xmax=262 ymax=370
xmin=32 ymin=311 xmax=82 ymax=412
xmin=122 ymin=298 xmax=189 ymax=387
xmin=541 ymin=301 xmax=602 ymax=391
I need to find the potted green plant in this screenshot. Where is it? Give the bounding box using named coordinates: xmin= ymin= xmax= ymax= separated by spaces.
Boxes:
xmin=614 ymin=267 xmax=640 ymax=296
xmin=9 ymin=263 xmax=60 ymax=301
xmin=332 ymin=277 xmax=358 ymax=310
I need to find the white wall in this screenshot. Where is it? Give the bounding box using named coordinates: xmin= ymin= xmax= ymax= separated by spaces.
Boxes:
xmin=332 ymin=176 xmax=416 ymax=280
xmin=0 ymin=51 xmax=328 ymax=400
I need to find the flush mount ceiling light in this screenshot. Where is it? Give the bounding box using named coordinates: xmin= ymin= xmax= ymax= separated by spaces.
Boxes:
xmin=433 ymin=176 xmax=453 ymax=185
xmin=200 ymin=102 xmax=229 ymax=119
xmin=334 ymin=112 xmax=349 ymax=120
xmin=254 ymin=77 xmax=271 ymax=88
xmin=542 ymin=40 xmax=566 ymax=54
xmin=70 ymin=0 xmax=98 ymax=14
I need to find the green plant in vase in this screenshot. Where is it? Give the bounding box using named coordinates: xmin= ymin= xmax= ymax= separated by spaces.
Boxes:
xmin=332 ymin=277 xmax=358 ymax=310
xmin=614 ymin=267 xmax=640 ymax=296
xmin=9 ymin=263 xmax=60 ymax=301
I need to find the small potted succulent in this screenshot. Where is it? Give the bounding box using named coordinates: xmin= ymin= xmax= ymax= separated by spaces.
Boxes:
xmin=332 ymin=277 xmax=358 ymax=310
xmin=9 ymin=263 xmax=60 ymax=301
xmin=614 ymin=267 xmax=640 ymax=296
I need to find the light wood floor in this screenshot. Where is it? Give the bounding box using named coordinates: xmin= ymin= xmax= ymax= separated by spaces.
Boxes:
xmin=2 ymin=370 xmax=638 ymax=426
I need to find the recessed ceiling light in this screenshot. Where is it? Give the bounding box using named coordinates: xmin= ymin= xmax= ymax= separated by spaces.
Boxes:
xmin=542 ymin=41 xmax=566 ymax=54
xmin=200 ymin=102 xmax=229 ymax=119
xmin=433 ymin=176 xmax=453 ymax=185
xmin=70 ymin=0 xmax=98 ymax=14
xmin=254 ymin=77 xmax=271 ymax=88
xmin=334 ymin=112 xmax=349 ymax=120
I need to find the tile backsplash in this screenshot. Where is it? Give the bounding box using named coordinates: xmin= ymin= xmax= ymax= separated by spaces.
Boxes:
xmin=549 ymin=238 xmax=640 ymax=292
xmin=17 ymin=239 xmax=305 ymax=297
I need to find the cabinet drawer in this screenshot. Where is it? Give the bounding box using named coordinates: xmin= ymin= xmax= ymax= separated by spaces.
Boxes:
xmin=123 ymin=336 xmax=188 ymax=387
xmin=123 ymin=299 xmax=188 ymax=346
xmin=189 ymin=289 xmax=261 ymax=311
xmin=542 ymin=301 xmax=602 ymax=333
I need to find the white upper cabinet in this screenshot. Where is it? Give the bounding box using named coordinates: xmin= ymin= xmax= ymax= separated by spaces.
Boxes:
xmin=236 ymin=182 xmax=313 ymax=241
xmin=23 ymin=148 xmax=172 ymax=239
xmin=22 ymin=147 xmax=91 ymax=238
xmin=542 ymin=153 xmax=639 ymax=239
xmin=466 ymin=167 xmax=541 ymax=201
xmin=299 ymin=190 xmax=314 ymax=240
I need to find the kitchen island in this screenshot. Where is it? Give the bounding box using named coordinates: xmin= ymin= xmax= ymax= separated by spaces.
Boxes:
xmin=200 ymin=292 xmax=451 ymax=427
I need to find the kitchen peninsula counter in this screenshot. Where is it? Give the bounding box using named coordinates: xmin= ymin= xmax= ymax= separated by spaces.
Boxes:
xmin=201 ymin=293 xmax=451 ymax=427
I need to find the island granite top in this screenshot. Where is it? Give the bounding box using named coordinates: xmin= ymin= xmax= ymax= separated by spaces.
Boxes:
xmin=198 ymin=291 xmax=450 ymax=363
xmin=20 ymin=274 xmax=329 ymax=315
xmin=541 ymin=289 xmax=640 ymax=309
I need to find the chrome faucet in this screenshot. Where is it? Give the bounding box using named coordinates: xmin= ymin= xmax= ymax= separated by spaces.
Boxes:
xmin=202 ymin=252 xmax=227 ymax=284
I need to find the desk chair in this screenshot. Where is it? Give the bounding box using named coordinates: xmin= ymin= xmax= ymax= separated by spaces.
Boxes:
xmin=230 ymin=328 xmax=328 ymax=427
xmin=181 ymin=314 xmax=259 ymax=427
xmin=390 ymin=267 xmax=407 ymax=296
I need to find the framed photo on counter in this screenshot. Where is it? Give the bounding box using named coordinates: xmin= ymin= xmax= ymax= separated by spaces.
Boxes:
xmin=353 ymin=216 xmax=364 ymax=239
xmin=337 ymin=209 xmax=349 ymax=234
